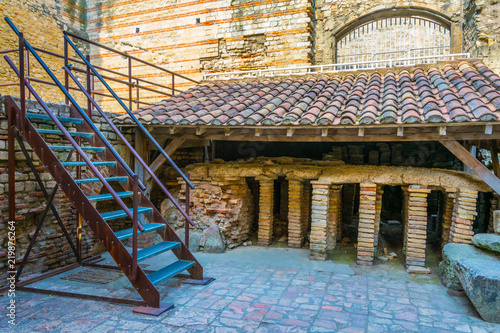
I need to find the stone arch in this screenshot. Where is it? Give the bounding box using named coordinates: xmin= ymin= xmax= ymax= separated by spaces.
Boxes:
xmin=334 ymin=7 xmax=452 ymax=42
xmin=328 ymin=6 xmax=462 ymax=63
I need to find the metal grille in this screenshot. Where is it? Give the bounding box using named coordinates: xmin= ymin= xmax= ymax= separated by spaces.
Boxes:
xmin=336 ymin=16 xmax=451 ymax=66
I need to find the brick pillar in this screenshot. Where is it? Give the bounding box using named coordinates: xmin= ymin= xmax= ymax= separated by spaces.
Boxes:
xmin=301 ymin=181 xmax=311 ymax=241
xmin=405 ymin=185 xmax=431 ymax=268
xmin=402 ymin=186 xmax=409 ymax=254
xmin=310 ymin=181 xmax=330 ymax=260
xmin=288 ymin=178 xmax=303 ymax=248
xmin=449 ymin=188 xmax=478 ymax=244
xmin=489 ymin=194 xmax=498 ymax=233
xmin=441 ymin=188 xmax=456 ymax=246
xmin=327 ymin=185 xmax=342 ymax=249
xmin=357 ymin=183 xmax=377 ymax=266
xmin=374 ymin=186 xmax=384 ymax=248
xmin=257 ymin=177 xmax=276 ymax=245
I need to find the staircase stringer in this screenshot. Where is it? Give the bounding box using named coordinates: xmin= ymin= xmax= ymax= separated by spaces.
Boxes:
xmin=69 ymin=106 xmax=204 ymax=280
xmin=7 ymin=97 xmax=161 ymax=308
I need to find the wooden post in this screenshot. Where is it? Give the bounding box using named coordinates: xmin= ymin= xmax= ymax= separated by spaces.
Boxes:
xmin=440 ymin=140 xmax=500 ymax=195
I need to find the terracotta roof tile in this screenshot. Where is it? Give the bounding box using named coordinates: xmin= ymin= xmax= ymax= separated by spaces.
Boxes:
xmin=118 ymin=60 xmax=500 ymax=127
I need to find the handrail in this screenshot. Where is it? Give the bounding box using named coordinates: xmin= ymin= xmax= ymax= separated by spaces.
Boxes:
xmin=64 ymin=33 xmax=195 ymax=189
xmin=204 ymin=53 xmax=472 ymax=80
xmin=64 ymin=66 xmax=195 ymax=226
xmin=64 ymin=30 xmax=200 ymax=85
xmin=3 ymin=20 xmax=140 ymax=189
xmin=0 ymin=47 xmax=176 ymax=100
xmin=4 ymin=17 xmax=145 ymax=232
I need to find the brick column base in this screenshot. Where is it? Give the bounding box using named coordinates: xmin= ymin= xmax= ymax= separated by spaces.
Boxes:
xmin=488 ymin=194 xmax=498 ymax=233
xmin=288 ymin=178 xmax=303 ymax=248
xmin=257 ymin=177 xmax=276 ymax=245
xmin=310 ymin=181 xmax=330 ymax=260
xmin=406 ymin=186 xmax=431 ymax=268
xmin=357 ymin=183 xmax=377 ymax=266
xmin=449 ymin=188 xmax=478 ymax=244
xmin=441 ymin=188 xmax=456 ymax=247
xmin=374 ymin=186 xmax=383 ymax=248
xmin=327 ymin=185 xmax=342 ymax=249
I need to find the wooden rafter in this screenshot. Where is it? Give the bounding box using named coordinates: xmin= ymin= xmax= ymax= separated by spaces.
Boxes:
xmin=440 ymin=140 xmax=500 ymax=195
xmin=145 ymin=138 xmax=185 ymax=182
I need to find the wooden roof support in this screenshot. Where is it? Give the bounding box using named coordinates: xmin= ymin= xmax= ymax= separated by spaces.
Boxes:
xmin=196 ymin=127 xmax=206 ymax=136
xmin=440 ymin=140 xmax=500 ymax=195
xmin=145 ymin=137 xmax=185 ymax=183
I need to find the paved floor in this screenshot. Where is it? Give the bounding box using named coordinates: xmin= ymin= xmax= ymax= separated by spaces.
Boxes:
xmin=1 ymin=246 xmax=499 ymax=333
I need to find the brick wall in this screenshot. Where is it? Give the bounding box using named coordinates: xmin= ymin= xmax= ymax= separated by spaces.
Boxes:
xmin=0 ymin=0 xmax=88 ymax=104
xmin=0 ymin=96 xmax=131 ymax=278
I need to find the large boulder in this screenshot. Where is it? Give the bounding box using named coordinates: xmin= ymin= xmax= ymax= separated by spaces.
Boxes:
xmin=439 ymin=243 xmax=499 ymax=290
xmin=472 ymin=233 xmax=500 ymax=254
xmin=176 ymin=230 xmax=202 ymax=252
xmin=454 ymin=259 xmax=500 ymax=323
xmin=200 ymin=224 xmax=225 ymax=253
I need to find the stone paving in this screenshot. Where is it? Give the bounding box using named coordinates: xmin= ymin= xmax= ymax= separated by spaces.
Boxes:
xmin=1 ymin=247 xmax=499 ymax=333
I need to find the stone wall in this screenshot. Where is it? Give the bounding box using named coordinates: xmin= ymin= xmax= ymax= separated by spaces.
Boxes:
xmin=474 ymin=0 xmax=500 ymax=72
xmin=85 ymin=0 xmax=314 ymax=109
xmin=0 ymin=0 xmax=88 ymax=104
xmin=160 ymin=173 xmax=255 ymax=250
xmin=0 ymin=97 xmax=132 ymax=278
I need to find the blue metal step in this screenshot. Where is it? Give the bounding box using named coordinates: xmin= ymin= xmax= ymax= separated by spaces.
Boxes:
xmin=101 ymin=207 xmax=153 ymax=222
xmin=115 ymin=223 xmax=164 ymax=240
xmin=61 ymin=161 xmax=116 ymax=167
xmin=74 ymin=176 xmax=128 ymax=184
xmin=26 ymin=112 xmax=84 ymax=124
xmin=135 ymin=241 xmax=180 ymax=261
xmin=37 ymin=129 xmax=93 ymax=138
xmin=87 ymin=191 xmax=133 ymax=202
xmin=148 ymin=260 xmax=195 ymax=285
xmin=49 ymin=145 xmax=105 ymax=152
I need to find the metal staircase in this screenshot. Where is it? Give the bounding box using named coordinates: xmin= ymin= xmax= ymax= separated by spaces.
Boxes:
xmin=4 ymin=17 xmax=210 ymax=315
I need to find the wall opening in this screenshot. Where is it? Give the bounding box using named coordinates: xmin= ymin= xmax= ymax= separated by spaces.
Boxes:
xmin=335 ymin=13 xmax=451 ymax=65
xmin=341 ymin=183 xmax=360 ymax=242
xmin=378 ymin=185 xmax=404 ymax=259
xmin=274 ymin=177 xmax=288 ymax=243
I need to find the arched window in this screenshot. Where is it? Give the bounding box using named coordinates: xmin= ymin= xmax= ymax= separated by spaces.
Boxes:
xmin=336 ymin=15 xmax=451 ymax=64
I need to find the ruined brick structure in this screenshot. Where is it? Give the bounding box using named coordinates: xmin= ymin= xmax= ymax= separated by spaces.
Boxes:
xmin=2 ymin=0 xmax=500 ymax=278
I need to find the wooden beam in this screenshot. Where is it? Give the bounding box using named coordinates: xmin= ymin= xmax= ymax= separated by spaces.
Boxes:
xmin=196 ymin=127 xmax=206 ymax=136
xmin=157 ymin=131 xmax=500 ymax=143
xmin=145 ymin=138 xmax=185 ymax=182
xmin=485 ymin=124 xmax=493 ymax=135
xmin=287 ymin=128 xmax=295 ymax=137
xmin=397 ymin=126 xmax=404 ymax=137
xmin=440 ymin=140 xmax=500 ymax=195
xmin=491 ymin=139 xmax=500 ymax=177
xmin=321 ymin=128 xmax=328 ymax=137
xmin=439 ymin=126 xmax=447 ymax=136
xmin=255 ymin=128 xmax=262 ymax=137
xmin=169 ymin=127 xmax=181 ymax=135
xmin=358 ymin=128 xmax=365 ymax=137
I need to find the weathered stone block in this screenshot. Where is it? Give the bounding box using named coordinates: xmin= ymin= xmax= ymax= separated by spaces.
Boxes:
xmin=454 ymin=259 xmax=500 ymax=323
xmin=472 ymin=233 xmax=500 ymax=254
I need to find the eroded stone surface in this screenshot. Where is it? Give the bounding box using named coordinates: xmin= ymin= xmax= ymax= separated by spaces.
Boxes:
xmin=439 ymin=243 xmax=499 ymax=291
xmin=454 ymin=258 xmax=500 ymax=323
xmin=472 ymin=233 xmax=500 ymax=254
